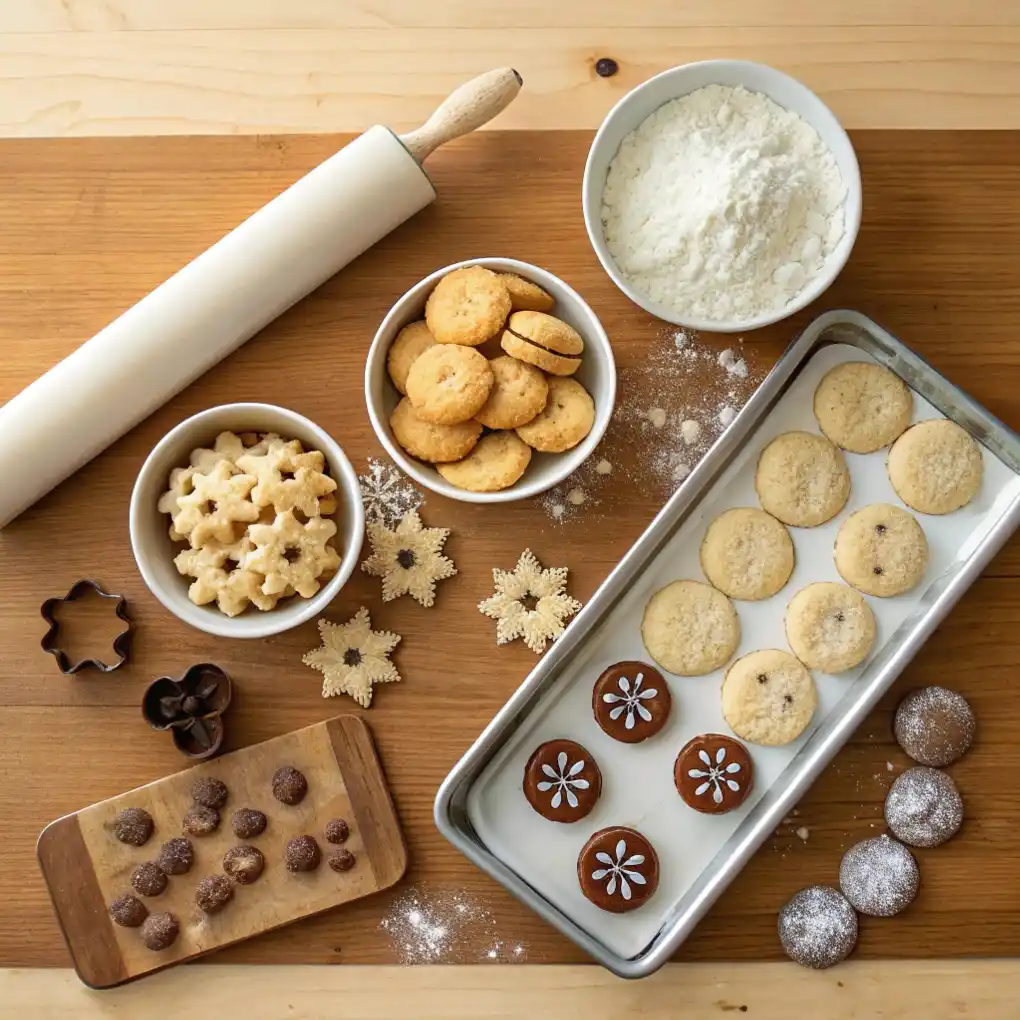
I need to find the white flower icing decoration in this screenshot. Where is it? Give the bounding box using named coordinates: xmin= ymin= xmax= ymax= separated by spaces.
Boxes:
xmin=688 ymin=747 xmax=743 ymax=805
xmin=535 ymin=751 xmax=590 ymax=810
xmin=602 ymin=671 xmax=657 ymax=730
xmin=591 ymin=839 xmax=647 ymax=901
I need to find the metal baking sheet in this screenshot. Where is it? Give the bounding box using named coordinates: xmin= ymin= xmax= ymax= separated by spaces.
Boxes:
xmin=435 ymin=309 xmax=1020 ymax=978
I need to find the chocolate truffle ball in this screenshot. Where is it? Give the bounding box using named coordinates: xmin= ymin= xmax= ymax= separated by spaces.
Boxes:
xmin=191 ymin=777 xmax=229 ymax=810
xmin=223 ymin=845 xmax=265 ymax=885
xmin=272 ymin=766 xmax=308 ymax=806
xmin=130 ymin=862 xmax=168 ymax=898
xmin=182 ymin=803 xmax=221 ymax=837
xmin=156 ymin=837 xmax=195 ymax=876
xmin=839 ymin=835 xmax=919 ymax=917
xmin=778 ymin=885 xmax=858 ymax=969
xmin=285 ymin=835 xmax=321 ymax=872
xmin=232 ymin=808 xmax=268 ymax=839
xmin=328 ymin=849 xmax=356 ymax=873
xmin=884 ymin=766 xmax=964 ymax=848
xmin=195 ymin=874 xmax=234 ymax=914
xmin=894 ymin=686 xmax=975 ymax=767
xmin=109 ymin=894 xmax=149 ymax=928
xmin=141 ymin=912 xmax=180 ymax=952
xmin=113 ymin=807 xmax=154 ymax=847
xmin=324 ymin=818 xmax=350 ymax=844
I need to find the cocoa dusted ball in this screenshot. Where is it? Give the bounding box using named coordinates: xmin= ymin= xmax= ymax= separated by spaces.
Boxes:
xmin=195 ymin=874 xmax=234 ymax=914
xmin=324 ymin=818 xmax=350 ymax=844
xmin=131 ymin=862 xmax=168 ymax=898
xmin=223 ymin=845 xmax=265 ymax=885
xmin=109 ymin=894 xmax=148 ymax=928
xmin=156 ymin=837 xmax=195 ymax=876
xmin=272 ymin=766 xmax=308 ymax=806
xmin=285 ymin=835 xmax=321 ymax=872
xmin=778 ymin=885 xmax=858 ymax=969
xmin=894 ymin=686 xmax=975 ymax=767
xmin=231 ymin=808 xmax=268 ymax=839
xmin=182 ymin=804 xmax=221 ymax=837
xmin=328 ymin=849 xmax=356 ymax=873
xmin=191 ymin=777 xmax=229 ymax=810
xmin=113 ymin=807 xmax=154 ymax=847
xmin=141 ymin=912 xmax=180 ymax=952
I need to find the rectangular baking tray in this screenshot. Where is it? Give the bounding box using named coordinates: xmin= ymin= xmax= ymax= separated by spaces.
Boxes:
xmin=435 ymin=309 xmax=1020 ymax=979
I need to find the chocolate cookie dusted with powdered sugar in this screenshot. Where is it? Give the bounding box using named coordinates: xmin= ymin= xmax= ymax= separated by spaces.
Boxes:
xmin=894 ymin=686 xmax=975 ymax=767
xmin=839 ymin=835 xmax=919 ymax=917
xmin=778 ymin=885 xmax=858 ymax=969
xmin=884 ymin=766 xmax=963 ymax=848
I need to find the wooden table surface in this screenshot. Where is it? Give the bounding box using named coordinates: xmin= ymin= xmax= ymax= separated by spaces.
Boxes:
xmin=3 ymin=2 xmax=1020 ymax=1016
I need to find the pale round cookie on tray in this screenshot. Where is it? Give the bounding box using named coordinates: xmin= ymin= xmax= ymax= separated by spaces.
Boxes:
xmin=515 ymin=376 xmax=595 ymax=453
xmin=499 ymin=273 xmax=555 ymax=312
xmin=386 ymin=320 xmax=436 ymax=395
xmin=501 ymin=311 xmax=584 ymax=377
xmin=389 ymin=397 xmax=482 ymax=463
xmin=474 ymin=355 xmax=549 ymax=430
xmin=785 ymin=582 xmax=876 ymax=673
xmin=405 ymin=344 xmax=494 ymax=425
xmin=834 ymin=503 xmax=928 ymax=597
xmin=721 ymin=649 xmax=817 ymax=746
xmin=699 ymin=507 xmax=795 ymax=601
xmin=887 ymin=418 xmax=983 ymax=514
xmin=754 ymin=430 xmax=850 ymax=527
xmin=813 ymin=361 xmax=913 ymax=453
xmin=425 ymin=265 xmax=511 ymax=346
xmin=640 ymin=579 xmax=739 ymax=677
xmin=437 ymin=431 xmax=532 ymax=492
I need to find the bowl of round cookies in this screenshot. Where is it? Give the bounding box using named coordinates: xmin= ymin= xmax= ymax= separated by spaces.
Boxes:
xmin=365 ymin=258 xmax=615 ymax=501
xmin=130 ymin=403 xmax=364 ymax=639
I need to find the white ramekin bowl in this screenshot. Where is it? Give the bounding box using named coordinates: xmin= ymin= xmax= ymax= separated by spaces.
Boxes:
xmin=130 ymin=403 xmax=364 ymax=639
xmin=365 ymin=258 xmax=616 ymax=503
xmin=582 ymin=60 xmax=863 ymax=333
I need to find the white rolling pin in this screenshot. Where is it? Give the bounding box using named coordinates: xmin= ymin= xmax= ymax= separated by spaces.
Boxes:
xmin=0 ymin=68 xmax=522 ymax=529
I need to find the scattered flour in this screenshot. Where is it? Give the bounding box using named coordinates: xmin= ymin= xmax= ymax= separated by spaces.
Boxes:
xmin=566 ymin=488 xmax=586 ymax=506
xmin=646 ymin=407 xmax=668 ymax=428
xmin=796 ymin=826 xmax=810 ymax=842
xmin=595 ymin=459 xmax=613 ymax=475
xmin=680 ymin=419 xmax=701 ymax=446
xmin=719 ymin=406 xmax=737 ymax=427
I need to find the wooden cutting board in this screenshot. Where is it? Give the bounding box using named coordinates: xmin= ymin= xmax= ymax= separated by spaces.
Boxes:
xmin=37 ymin=715 xmax=406 ymax=987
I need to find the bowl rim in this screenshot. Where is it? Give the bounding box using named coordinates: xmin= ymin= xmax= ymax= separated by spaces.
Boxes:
xmin=581 ymin=58 xmax=863 ymax=333
xmin=364 ymin=257 xmax=617 ymax=503
xmin=129 ymin=401 xmax=365 ymax=639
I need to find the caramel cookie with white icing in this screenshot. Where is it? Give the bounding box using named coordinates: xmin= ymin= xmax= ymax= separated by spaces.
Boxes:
xmin=577 ymin=826 xmax=659 ymax=914
xmin=592 ymin=661 xmax=671 ymax=743
xmin=674 ymin=734 xmax=754 ymax=814
xmin=523 ymin=739 xmax=602 ymax=823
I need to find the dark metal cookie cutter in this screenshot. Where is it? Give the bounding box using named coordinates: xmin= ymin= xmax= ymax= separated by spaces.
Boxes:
xmin=142 ymin=663 xmax=232 ymax=760
xmin=40 ymin=579 xmax=132 ymax=674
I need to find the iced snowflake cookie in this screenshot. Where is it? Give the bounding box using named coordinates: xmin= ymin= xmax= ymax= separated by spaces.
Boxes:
xmin=501 ymin=311 xmax=584 ymax=377
xmin=592 ymin=661 xmax=671 ymax=743
xmin=438 ymin=432 xmax=533 ymax=493
xmin=577 ymin=826 xmax=659 ymax=914
xmin=405 ymin=344 xmax=494 ymax=425
xmin=425 ymin=265 xmax=511 ymax=346
xmin=755 ymin=431 xmax=850 ymax=527
xmin=785 ymin=582 xmax=876 ymax=673
xmin=523 ymin=739 xmax=602 ymax=822
xmin=778 ymin=885 xmax=858 ymax=969
xmin=390 ymin=397 xmax=482 ymax=463
xmin=387 ymin=320 xmax=436 ymax=395
xmin=721 ymin=649 xmax=817 ymax=746
xmin=640 ymin=580 xmax=739 ymax=676
xmin=474 ymin=356 xmax=549 ymax=430
xmin=674 ymin=734 xmax=753 ymax=814
xmin=839 ymin=835 xmax=919 ymax=917
xmin=813 ymin=361 xmax=913 ymax=453
xmin=699 ymin=507 xmax=794 ymax=601
xmin=515 ymin=376 xmax=595 ymax=453
xmin=887 ymin=418 xmax=983 ymax=514
xmin=499 ymin=273 xmax=555 ymax=313
xmin=893 ymin=686 xmax=975 ymax=767
xmin=834 ymin=503 xmax=928 ymax=597
xmin=884 ymin=766 xmax=963 ymax=848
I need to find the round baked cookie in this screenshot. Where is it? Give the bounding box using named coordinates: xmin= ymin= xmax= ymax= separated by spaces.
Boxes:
xmin=141 ymin=912 xmax=180 ymax=952
xmin=223 ymin=845 xmax=266 ymax=885
xmin=722 ymin=649 xmax=817 ymax=746
xmin=191 ymin=777 xmax=228 ymax=810
xmin=785 ymin=582 xmax=876 ymax=673
xmin=425 ymin=265 xmax=511 ymax=347
xmin=524 ymin=739 xmax=602 ymax=823
xmin=437 ymin=431 xmax=532 ymax=492
xmin=272 ymin=766 xmax=308 ymax=806
xmin=515 ymin=376 xmax=595 ymax=453
xmin=893 ymin=686 xmax=975 ymax=767
xmin=674 ymin=734 xmax=754 ymax=814
xmin=778 ymin=885 xmax=858 ymax=969
xmin=387 ymin=320 xmax=436 ymax=395
xmin=405 ymin=344 xmax=494 ymax=425
xmin=156 ymin=837 xmax=195 ymax=876
xmin=131 ymin=862 xmax=168 ymax=898
xmin=113 ymin=807 xmax=154 ymax=847
xmin=182 ymin=803 xmax=220 ymax=837
xmin=109 ymin=894 xmax=149 ymax=929
xmin=755 ymin=431 xmax=850 ymax=527
xmin=474 ymin=356 xmax=549 ymax=430
xmin=285 ymin=835 xmax=322 ymax=872
xmin=834 ymin=503 xmax=928 ymax=597
xmin=501 ymin=311 xmax=584 ymax=377
xmin=499 ymin=273 xmax=555 ymax=313
xmin=640 ymin=580 xmax=739 ymax=676
xmin=699 ymin=507 xmax=794 ymax=601
xmin=884 ymin=766 xmax=963 ymax=848
xmin=390 ymin=397 xmax=482 ymax=464
xmin=813 ymin=361 xmax=913 ymax=453
xmin=195 ymin=874 xmax=234 ymax=914
xmin=592 ymin=660 xmax=671 ymax=743
xmin=887 ymin=418 xmax=983 ymax=514
xmin=577 ymin=826 xmax=659 ymax=914
xmin=839 ymin=835 xmax=919 ymax=917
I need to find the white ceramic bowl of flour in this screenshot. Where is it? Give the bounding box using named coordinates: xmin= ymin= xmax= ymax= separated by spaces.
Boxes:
xmin=583 ymin=60 xmax=862 ymax=332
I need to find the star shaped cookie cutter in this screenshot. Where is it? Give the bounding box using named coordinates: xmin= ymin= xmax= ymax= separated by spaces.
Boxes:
xmin=40 ymin=579 xmax=132 ymax=675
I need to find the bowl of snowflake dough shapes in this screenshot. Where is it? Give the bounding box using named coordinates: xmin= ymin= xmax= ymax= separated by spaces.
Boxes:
xmin=365 ymin=257 xmax=616 ymax=503
xmin=130 ymin=403 xmax=364 ymax=639
xmin=582 ymin=60 xmax=862 ymax=332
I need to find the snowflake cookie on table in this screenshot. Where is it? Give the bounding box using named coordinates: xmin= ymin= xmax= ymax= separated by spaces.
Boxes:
xmin=478 ymin=549 xmax=582 ymax=654
xmin=302 ymin=608 xmax=401 ymax=708
xmin=358 ymin=458 xmax=423 ymax=524
xmin=361 ymin=509 xmax=456 ymax=608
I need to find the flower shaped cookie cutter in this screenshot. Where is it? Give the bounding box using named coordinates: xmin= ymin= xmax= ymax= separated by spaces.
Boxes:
xmin=40 ymin=579 xmax=132 ymax=675
xmin=142 ymin=663 xmax=232 ymax=759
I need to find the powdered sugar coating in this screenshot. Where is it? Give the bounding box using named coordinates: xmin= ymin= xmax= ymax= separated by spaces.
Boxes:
xmin=894 ymin=686 xmax=975 ymax=767
xmin=839 ymin=835 xmax=919 ymax=917
xmin=884 ymin=766 xmax=963 ymax=848
xmin=778 ymin=885 xmax=858 ymax=969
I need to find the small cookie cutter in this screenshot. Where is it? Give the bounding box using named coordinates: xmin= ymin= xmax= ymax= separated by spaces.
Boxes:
xmin=40 ymin=579 xmax=132 ymax=675
xmin=142 ymin=663 xmax=232 ymax=760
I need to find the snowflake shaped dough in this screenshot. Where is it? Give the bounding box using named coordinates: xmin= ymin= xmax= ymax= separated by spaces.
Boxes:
xmin=302 ymin=608 xmax=401 ymax=707
xmin=591 ymin=839 xmax=647 ymax=901
xmin=478 ymin=549 xmax=581 ymax=654
xmin=173 ymin=461 xmax=261 ymax=547
xmin=602 ymin=672 xmax=658 ymax=731
xmin=361 ymin=509 xmax=456 ymax=608
xmin=536 ymin=751 xmax=590 ymax=810
xmin=244 ymin=509 xmax=340 ymax=597
xmin=688 ymin=747 xmax=743 ymax=805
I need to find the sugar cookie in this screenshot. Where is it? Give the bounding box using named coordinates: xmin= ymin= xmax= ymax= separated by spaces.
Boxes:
xmin=813 ymin=361 xmax=912 ymax=453
xmin=515 ymin=376 xmax=595 ymax=453
xmin=387 ymin=320 xmax=436 ymax=395
xmin=474 ymin=355 xmax=549 ymax=430
xmin=499 ymin=273 xmax=555 ymax=312
xmin=887 ymin=418 xmax=983 ymax=514
xmin=405 ymin=344 xmax=494 ymax=425
xmin=640 ymin=579 xmax=739 ymax=676
xmin=834 ymin=503 xmax=928 ymax=597
xmin=722 ymin=649 xmax=817 ymax=746
xmin=501 ymin=311 xmax=584 ymax=376
xmin=755 ymin=431 xmax=850 ymax=527
xmin=437 ymin=432 xmax=532 ymax=492
xmin=425 ymin=265 xmax=511 ymax=346
xmin=699 ymin=507 xmax=794 ymax=601
xmin=785 ymin=582 xmax=876 ymax=673
xmin=389 ymin=397 xmax=481 ymax=463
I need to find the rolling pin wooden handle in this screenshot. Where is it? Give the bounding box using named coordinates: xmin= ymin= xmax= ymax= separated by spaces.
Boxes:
xmin=399 ymin=67 xmax=523 ymax=163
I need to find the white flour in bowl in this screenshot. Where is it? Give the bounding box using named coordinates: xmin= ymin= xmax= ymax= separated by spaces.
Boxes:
xmin=601 ymin=84 xmax=847 ymax=323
